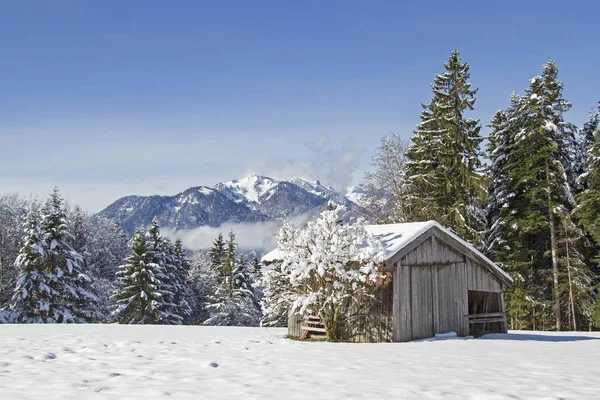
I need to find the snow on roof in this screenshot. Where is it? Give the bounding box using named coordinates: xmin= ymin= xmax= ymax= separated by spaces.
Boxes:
xmin=364 ymin=221 xmax=436 ymax=261
xmin=262 ymin=220 xmax=512 ymax=283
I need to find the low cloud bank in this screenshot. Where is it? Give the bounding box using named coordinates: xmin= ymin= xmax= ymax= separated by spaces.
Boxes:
xmin=162 ymin=220 xmax=281 ymax=252
xmin=163 ymin=214 xmax=315 ymax=252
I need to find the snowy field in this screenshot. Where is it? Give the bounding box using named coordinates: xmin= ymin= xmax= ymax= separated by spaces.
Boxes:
xmin=1 ymin=325 xmax=599 ymax=399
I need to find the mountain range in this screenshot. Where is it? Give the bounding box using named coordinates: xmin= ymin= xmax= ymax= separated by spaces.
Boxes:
xmin=97 ymin=175 xmax=365 ymax=237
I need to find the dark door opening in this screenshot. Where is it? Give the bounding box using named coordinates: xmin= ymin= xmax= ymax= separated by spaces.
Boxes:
xmin=467 ymin=290 xmax=505 ymax=337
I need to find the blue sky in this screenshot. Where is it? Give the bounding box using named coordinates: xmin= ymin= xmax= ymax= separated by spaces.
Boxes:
xmin=1 ymin=0 xmax=599 ymax=212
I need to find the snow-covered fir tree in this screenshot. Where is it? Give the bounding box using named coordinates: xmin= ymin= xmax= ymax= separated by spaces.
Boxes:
xmin=145 ymin=219 xmax=188 ymax=324
xmin=406 ymin=50 xmax=486 ymax=245
xmin=273 ymin=203 xmax=384 ymax=341
xmin=204 ymin=232 xmax=261 ymax=326
xmin=39 ymin=189 xmax=98 ymax=322
xmin=172 ymin=239 xmax=192 ymax=321
xmin=573 ymin=103 xmax=600 ymax=327
xmin=209 ymin=233 xmax=226 ymax=275
xmin=484 ymin=60 xmax=593 ymax=330
xmin=0 ymin=194 xmax=28 ymax=307
xmin=186 ymin=250 xmax=219 ymax=324
xmin=10 ymin=189 xmax=97 ymax=323
xmin=9 ymin=203 xmax=50 ymax=323
xmin=261 ymin=220 xmax=296 ymax=327
xmin=112 ymin=228 xmax=167 ymax=324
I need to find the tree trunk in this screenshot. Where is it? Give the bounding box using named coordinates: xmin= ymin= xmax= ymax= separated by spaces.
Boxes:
xmin=563 ymin=221 xmax=577 ymax=331
xmin=546 ymin=160 xmax=561 ymax=331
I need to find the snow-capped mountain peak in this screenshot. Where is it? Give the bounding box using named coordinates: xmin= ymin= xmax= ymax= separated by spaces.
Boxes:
xmin=97 ymin=174 xmax=363 ymax=237
xmin=215 ymin=175 xmax=278 ymax=205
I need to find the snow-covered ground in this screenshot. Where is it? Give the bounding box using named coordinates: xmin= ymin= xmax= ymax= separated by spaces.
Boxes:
xmin=1 ymin=326 xmax=598 ymax=399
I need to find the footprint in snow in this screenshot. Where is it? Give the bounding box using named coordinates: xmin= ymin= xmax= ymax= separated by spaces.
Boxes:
xmin=208 ymin=362 xmax=219 ymax=368
xmin=44 ymin=353 xmax=57 ymax=360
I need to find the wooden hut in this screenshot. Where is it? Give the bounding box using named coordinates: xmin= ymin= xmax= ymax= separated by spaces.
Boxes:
xmin=263 ymin=221 xmax=513 ymax=342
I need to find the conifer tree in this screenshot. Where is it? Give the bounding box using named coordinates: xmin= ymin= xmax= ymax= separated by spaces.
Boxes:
xmin=574 ymin=103 xmax=600 ymax=327
xmin=186 ymin=249 xmax=219 ymax=324
xmin=172 ymin=239 xmax=192 ymax=322
xmin=146 ymin=219 xmax=184 ymax=325
xmin=512 ymin=60 xmax=577 ymax=330
xmin=204 ymin=232 xmax=261 ymax=326
xmin=209 ymin=233 xmax=225 ymax=273
xmin=9 ymin=204 xmax=51 ymax=323
xmin=406 ymin=50 xmax=486 ymax=244
xmin=39 ymin=189 xmax=97 ymax=322
xmin=112 ymin=228 xmax=166 ymax=324
xmin=575 ymin=104 xmax=600 ymax=243
xmin=485 ymin=61 xmax=587 ymax=330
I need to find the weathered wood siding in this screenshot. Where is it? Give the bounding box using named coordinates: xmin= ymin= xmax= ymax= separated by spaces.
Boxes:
xmin=400 ymin=236 xmax=465 ymax=267
xmin=466 ymin=258 xmax=503 ymax=293
xmin=398 ymin=262 xmax=469 ymax=341
xmin=342 ymin=272 xmax=394 ymax=342
xmin=393 ymin=263 xmax=412 ymax=342
xmin=287 ymin=313 xmax=302 ymax=337
xmin=436 ymin=263 xmax=469 ymax=336
xmin=410 ymin=266 xmax=434 ymax=339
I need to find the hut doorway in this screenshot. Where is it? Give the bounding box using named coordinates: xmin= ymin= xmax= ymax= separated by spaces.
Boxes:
xmin=467 ymin=290 xmax=506 ymax=337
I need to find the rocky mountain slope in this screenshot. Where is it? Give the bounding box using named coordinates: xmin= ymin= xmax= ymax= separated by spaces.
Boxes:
xmin=97 ymin=175 xmax=361 ymax=236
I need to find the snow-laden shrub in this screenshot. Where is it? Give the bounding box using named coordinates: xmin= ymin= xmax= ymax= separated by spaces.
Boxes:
xmin=271 ymin=203 xmax=384 ymax=341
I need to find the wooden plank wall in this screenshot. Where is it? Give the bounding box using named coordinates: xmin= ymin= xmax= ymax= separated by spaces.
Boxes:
xmin=287 ymin=313 xmax=302 ymax=337
xmin=394 ymin=264 xmax=412 ymax=342
xmin=436 ymin=263 xmax=469 ymax=337
xmin=410 ymin=266 xmax=434 ymax=339
xmin=343 ymin=273 xmax=394 ymax=342
xmin=401 ymin=236 xmax=464 ymax=267
xmin=466 ymin=258 xmax=503 ymax=293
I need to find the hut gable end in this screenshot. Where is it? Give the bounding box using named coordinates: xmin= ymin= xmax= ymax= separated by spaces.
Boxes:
xmin=400 ymin=235 xmax=465 ymax=267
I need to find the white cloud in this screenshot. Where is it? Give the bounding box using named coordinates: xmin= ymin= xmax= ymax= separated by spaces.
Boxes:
xmin=244 ymin=134 xmax=362 ymax=193
xmin=162 ymin=220 xmax=282 ymax=251
xmin=162 ymin=213 xmax=315 ymax=252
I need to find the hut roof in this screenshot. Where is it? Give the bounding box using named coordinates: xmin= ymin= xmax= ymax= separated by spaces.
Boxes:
xmin=262 ymin=220 xmax=513 ymax=286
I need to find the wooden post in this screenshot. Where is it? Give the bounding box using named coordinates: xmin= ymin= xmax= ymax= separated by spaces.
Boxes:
xmin=499 ymin=291 xmax=508 ymax=333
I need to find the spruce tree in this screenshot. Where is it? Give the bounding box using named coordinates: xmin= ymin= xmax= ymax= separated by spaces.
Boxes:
xmin=204 ymin=232 xmax=260 ymax=326
xmin=574 ymin=103 xmax=600 ymax=327
xmin=209 ymin=233 xmax=225 ymax=274
xmin=486 ymin=61 xmax=587 ymax=330
xmin=39 ymin=189 xmax=97 ymax=322
xmin=172 ymin=239 xmax=192 ymax=322
xmin=513 ymin=60 xmax=576 ymax=330
xmin=146 ymin=219 xmax=183 ymax=325
xmin=10 ymin=204 xmax=52 ymax=323
xmin=112 ymin=228 xmax=166 ymax=324
xmin=406 ymin=50 xmax=486 ymax=244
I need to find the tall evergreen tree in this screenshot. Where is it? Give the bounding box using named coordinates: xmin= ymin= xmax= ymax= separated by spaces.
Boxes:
xmin=112 ymin=228 xmax=166 ymax=324
xmin=11 ymin=189 xmax=97 ymax=323
xmin=186 ymin=250 xmax=218 ymax=324
xmin=9 ymin=204 xmax=51 ymax=323
xmin=204 ymin=232 xmax=260 ymax=326
xmin=40 ymin=189 xmax=97 ymax=322
xmin=574 ymin=103 xmax=600 ymax=327
xmin=406 ymin=50 xmax=486 ymax=244
xmin=513 ymin=60 xmax=577 ymax=330
xmin=486 ymin=61 xmax=588 ymax=330
xmin=172 ymin=239 xmax=192 ymax=322
xmin=209 ymin=233 xmax=226 ymax=273
xmin=486 ymin=93 xmax=521 ymax=260
xmin=146 ymin=219 xmax=184 ymax=325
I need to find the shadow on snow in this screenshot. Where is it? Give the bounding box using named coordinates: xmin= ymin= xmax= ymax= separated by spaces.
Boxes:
xmin=480 ymin=332 xmax=600 ymax=342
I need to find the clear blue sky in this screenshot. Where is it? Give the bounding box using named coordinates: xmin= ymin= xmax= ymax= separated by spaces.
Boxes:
xmin=1 ymin=0 xmax=598 ymax=212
